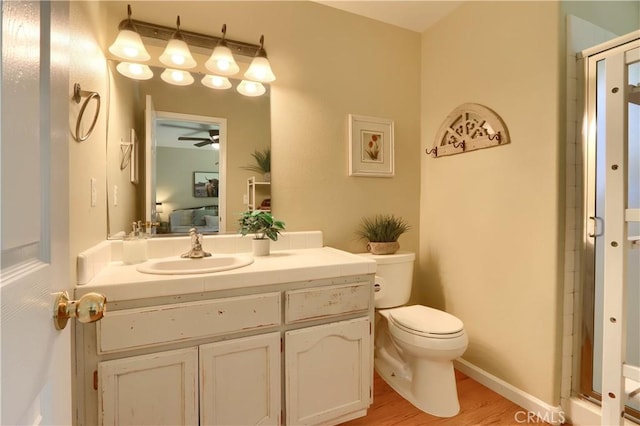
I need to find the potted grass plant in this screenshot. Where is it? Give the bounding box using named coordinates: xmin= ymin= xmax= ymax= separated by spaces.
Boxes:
xmin=356 ymin=214 xmax=410 ymax=255
xmin=242 ymin=148 xmax=271 ymax=182
xmin=238 ymin=210 xmax=285 ymax=256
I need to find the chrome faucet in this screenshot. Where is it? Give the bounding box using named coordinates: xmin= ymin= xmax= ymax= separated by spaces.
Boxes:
xmin=181 ymin=228 xmax=212 ymax=258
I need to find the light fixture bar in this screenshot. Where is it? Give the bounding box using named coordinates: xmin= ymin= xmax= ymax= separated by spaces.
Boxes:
xmin=121 ymin=19 xmax=262 ymax=58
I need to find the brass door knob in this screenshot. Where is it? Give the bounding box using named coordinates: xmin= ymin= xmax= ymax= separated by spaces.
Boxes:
xmin=53 ymin=291 xmax=107 ymax=330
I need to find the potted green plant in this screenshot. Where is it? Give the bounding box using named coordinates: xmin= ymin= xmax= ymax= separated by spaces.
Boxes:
xmin=242 ymin=148 xmax=271 ymax=182
xmin=356 ymin=214 xmax=410 ymax=255
xmin=238 ymin=210 xmax=285 ymax=256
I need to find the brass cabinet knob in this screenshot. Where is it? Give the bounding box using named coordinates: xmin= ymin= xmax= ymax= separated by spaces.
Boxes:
xmin=53 ymin=291 xmax=107 ymax=330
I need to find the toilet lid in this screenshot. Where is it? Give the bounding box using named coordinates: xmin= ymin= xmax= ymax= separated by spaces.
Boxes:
xmin=389 ymin=305 xmax=464 ymax=335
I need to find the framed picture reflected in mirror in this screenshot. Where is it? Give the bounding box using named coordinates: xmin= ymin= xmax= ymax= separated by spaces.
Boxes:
xmin=194 ymin=171 xmax=219 ymax=197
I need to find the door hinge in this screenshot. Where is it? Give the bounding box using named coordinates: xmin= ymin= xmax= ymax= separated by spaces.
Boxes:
xmin=93 ymin=370 xmax=98 ymax=390
xmin=280 ymin=337 xmax=283 ymax=353
xmin=369 ymin=321 xmax=372 ymax=335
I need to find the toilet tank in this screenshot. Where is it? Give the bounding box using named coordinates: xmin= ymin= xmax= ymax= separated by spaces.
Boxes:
xmin=357 ymin=252 xmax=415 ymax=309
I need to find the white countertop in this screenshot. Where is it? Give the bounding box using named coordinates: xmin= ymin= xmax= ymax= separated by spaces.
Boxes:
xmin=75 ymin=247 xmax=376 ymax=302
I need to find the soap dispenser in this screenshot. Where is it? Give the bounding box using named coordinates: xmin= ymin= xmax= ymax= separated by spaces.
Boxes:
xmin=122 ymin=221 xmax=148 ymax=264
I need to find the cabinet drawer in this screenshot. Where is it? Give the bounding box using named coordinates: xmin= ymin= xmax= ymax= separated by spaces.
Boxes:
xmin=97 ymin=292 xmax=281 ymax=354
xmin=285 ymin=282 xmax=371 ymax=323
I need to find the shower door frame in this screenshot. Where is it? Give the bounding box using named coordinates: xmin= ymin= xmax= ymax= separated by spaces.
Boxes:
xmin=579 ymin=33 xmax=640 ymax=425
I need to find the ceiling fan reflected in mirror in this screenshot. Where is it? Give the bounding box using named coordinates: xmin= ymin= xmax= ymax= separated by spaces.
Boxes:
xmin=178 ymin=129 xmax=220 ymax=147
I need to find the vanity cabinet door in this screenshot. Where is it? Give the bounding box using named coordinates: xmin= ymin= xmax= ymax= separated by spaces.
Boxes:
xmin=285 ymin=317 xmax=371 ymax=425
xmin=200 ymin=332 xmax=281 ymax=425
xmin=98 ymin=347 xmax=198 ymax=426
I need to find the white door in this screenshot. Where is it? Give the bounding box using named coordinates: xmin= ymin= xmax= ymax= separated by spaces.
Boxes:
xmin=1 ymin=1 xmax=72 ymax=425
xmin=584 ymin=37 xmax=640 ymax=424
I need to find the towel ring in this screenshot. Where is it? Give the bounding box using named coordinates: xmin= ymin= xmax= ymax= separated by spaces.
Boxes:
xmin=73 ymin=83 xmax=101 ymax=142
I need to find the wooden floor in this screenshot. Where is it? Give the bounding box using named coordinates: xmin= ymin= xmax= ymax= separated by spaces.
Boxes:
xmin=341 ymin=370 xmax=541 ymax=426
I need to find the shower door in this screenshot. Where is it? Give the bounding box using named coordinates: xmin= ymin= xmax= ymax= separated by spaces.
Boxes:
xmin=582 ymin=35 xmax=640 ymax=425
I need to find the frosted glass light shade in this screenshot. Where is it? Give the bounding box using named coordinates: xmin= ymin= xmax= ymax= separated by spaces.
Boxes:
xmin=244 ymin=56 xmax=276 ymax=83
xmin=237 ymin=80 xmax=266 ymax=97
xmin=116 ymin=62 xmax=153 ymax=80
xmin=161 ymin=68 xmax=194 ymax=86
xmin=205 ymin=45 xmax=240 ymax=76
xmin=108 ymin=29 xmax=151 ymax=61
xmin=201 ymin=75 xmax=232 ymax=90
xmin=159 ymin=39 xmax=197 ymax=69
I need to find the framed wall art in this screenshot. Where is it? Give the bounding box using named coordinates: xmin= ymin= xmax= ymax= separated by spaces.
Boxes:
xmin=193 ymin=171 xmax=219 ymax=197
xmin=348 ymin=114 xmax=394 ymax=177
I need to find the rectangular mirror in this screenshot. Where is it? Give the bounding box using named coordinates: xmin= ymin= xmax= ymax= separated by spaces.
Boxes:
xmin=106 ymin=61 xmax=271 ymax=238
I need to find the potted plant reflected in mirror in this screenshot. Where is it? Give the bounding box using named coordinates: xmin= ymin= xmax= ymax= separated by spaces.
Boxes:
xmin=357 ymin=214 xmax=410 ymax=255
xmin=242 ymin=148 xmax=271 ymax=182
xmin=239 ymin=210 xmax=285 ymax=256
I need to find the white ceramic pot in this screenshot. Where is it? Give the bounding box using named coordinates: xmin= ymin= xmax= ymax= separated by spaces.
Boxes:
xmin=252 ymin=238 xmax=270 ymax=256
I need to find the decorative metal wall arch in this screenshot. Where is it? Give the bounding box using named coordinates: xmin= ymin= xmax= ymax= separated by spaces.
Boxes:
xmin=426 ymin=103 xmax=510 ymax=158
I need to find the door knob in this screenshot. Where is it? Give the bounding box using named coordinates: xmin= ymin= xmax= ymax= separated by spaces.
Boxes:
xmin=53 ymin=291 xmax=107 ymax=330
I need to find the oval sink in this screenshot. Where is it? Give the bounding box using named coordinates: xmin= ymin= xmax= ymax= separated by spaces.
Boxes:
xmin=136 ymin=254 xmax=254 ymax=275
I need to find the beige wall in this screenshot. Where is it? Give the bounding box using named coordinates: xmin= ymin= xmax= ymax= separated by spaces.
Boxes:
xmin=419 ymin=1 xmax=563 ymax=405
xmin=264 ymin=2 xmax=422 ymax=254
xmin=69 ymin=1 xmax=110 ymax=283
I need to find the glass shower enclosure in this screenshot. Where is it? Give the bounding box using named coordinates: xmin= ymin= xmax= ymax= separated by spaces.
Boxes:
xmin=581 ymin=34 xmax=640 ymax=424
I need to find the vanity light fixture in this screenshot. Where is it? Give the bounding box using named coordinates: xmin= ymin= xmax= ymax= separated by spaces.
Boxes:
xmin=201 ymin=75 xmax=232 ymax=90
xmin=237 ymin=80 xmax=266 ymax=97
xmin=108 ymin=5 xmax=151 ymax=62
xmin=108 ymin=9 xmax=276 ymax=96
xmin=204 ymin=24 xmax=240 ymax=76
xmin=244 ymin=35 xmax=276 ymax=83
xmin=160 ymin=68 xmax=195 ymax=86
xmin=159 ymin=16 xmax=197 ymax=69
xmin=116 ymin=62 xmax=153 ymax=80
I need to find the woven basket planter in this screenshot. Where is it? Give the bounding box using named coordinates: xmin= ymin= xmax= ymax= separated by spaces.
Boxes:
xmin=367 ymin=241 xmax=400 ymax=255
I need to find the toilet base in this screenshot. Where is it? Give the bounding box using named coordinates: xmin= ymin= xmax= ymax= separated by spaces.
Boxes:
xmin=375 ymin=352 xmax=461 ymax=418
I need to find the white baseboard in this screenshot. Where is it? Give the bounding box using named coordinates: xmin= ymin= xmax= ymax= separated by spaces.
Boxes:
xmin=454 ymin=358 xmax=566 ymax=425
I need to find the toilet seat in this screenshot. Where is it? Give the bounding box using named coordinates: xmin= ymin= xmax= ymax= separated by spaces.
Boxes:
xmin=388 ymin=305 xmax=464 ymax=339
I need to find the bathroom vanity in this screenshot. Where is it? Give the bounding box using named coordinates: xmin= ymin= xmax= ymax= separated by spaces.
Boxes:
xmin=74 ymin=233 xmax=376 ymax=425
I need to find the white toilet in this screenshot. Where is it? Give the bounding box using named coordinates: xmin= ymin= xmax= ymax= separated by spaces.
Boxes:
xmin=358 ymin=251 xmax=468 ymax=418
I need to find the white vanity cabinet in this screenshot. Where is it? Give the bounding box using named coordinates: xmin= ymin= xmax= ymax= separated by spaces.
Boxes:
xmin=75 ymin=274 xmax=374 ymax=426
